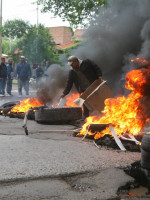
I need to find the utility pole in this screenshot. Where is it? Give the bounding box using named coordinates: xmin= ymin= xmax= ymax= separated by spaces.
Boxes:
xmin=37 ymin=1 xmax=39 ymax=35
xmin=0 ymin=0 xmax=2 ymax=62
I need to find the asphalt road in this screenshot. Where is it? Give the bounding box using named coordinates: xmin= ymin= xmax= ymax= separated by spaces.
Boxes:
xmin=0 ymin=83 xmax=148 ymax=200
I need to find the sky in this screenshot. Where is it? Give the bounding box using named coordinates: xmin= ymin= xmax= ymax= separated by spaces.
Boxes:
xmin=3 ymin=0 xmax=70 ymax=27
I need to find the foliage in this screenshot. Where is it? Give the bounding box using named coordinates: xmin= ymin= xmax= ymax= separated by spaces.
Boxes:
xmin=2 ymin=19 xmax=31 ymax=39
xmin=17 ymin=24 xmax=57 ymax=64
xmin=38 ymin=0 xmax=108 ymax=27
xmin=2 ymin=39 xmax=18 ymax=55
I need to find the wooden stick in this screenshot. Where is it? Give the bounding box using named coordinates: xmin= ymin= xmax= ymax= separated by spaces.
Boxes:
xmin=109 ymin=126 xmax=126 ymax=151
xmin=93 ymin=141 xmax=100 ymax=149
xmin=82 ymin=125 xmax=90 ymax=141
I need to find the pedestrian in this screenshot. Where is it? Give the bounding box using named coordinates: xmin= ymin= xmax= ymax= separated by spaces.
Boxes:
xmin=36 ymin=64 xmax=44 ymax=83
xmin=0 ymin=57 xmax=7 ymax=97
xmin=61 ymin=56 xmax=103 ymax=119
xmin=6 ymin=58 xmax=13 ymax=96
xmin=44 ymin=61 xmax=51 ymax=76
xmin=14 ymin=56 xmax=32 ymax=97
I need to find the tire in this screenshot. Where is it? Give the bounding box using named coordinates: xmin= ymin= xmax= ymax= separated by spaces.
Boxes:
xmin=35 ymin=107 xmax=82 ymax=123
xmin=141 ymin=134 xmax=150 ymax=151
xmin=141 ymin=149 xmax=150 ymax=170
xmin=0 ymin=101 xmax=19 ymax=109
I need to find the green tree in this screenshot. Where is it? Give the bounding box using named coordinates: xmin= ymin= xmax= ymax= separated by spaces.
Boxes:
xmin=17 ymin=24 xmax=56 ymax=64
xmin=2 ymin=19 xmax=31 ymax=40
xmin=38 ymin=0 xmax=107 ymax=27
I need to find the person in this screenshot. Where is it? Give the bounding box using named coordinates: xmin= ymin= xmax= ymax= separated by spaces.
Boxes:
xmin=35 ymin=64 xmax=44 ymax=83
xmin=0 ymin=57 xmax=7 ymax=97
xmin=61 ymin=55 xmax=103 ymax=119
xmin=44 ymin=61 xmax=51 ymax=76
xmin=6 ymin=58 xmax=13 ymax=96
xmin=14 ymin=56 xmax=32 ymax=97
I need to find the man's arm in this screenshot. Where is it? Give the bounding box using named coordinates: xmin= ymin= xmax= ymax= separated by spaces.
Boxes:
xmin=61 ymin=70 xmax=74 ymax=97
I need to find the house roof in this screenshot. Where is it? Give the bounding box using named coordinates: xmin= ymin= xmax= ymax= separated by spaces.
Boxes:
xmin=56 ymin=41 xmax=75 ymax=50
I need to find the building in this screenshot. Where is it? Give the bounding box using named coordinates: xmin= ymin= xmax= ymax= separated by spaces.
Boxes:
xmin=74 ymin=29 xmax=86 ymax=40
xmin=49 ymin=26 xmax=73 ymax=45
xmin=49 ymin=26 xmax=86 ymax=50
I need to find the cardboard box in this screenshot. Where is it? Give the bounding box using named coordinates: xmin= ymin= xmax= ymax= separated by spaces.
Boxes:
xmin=74 ymin=79 xmax=114 ymax=114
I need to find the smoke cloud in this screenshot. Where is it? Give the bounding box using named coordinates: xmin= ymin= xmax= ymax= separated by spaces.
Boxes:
xmin=36 ymin=64 xmax=69 ymax=104
xmin=72 ymin=0 xmax=150 ymax=92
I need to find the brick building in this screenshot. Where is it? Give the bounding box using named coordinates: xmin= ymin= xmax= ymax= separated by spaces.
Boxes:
xmin=49 ymin=26 xmax=73 ymax=45
xmin=74 ymin=29 xmax=86 ymax=40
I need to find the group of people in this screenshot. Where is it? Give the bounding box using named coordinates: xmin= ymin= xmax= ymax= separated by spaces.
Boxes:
xmin=0 ymin=56 xmax=32 ymax=97
xmin=0 ymin=56 xmax=51 ymax=97
xmin=0 ymin=57 xmax=13 ymax=96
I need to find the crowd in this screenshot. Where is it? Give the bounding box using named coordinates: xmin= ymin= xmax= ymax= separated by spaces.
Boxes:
xmin=0 ymin=56 xmax=51 ymax=97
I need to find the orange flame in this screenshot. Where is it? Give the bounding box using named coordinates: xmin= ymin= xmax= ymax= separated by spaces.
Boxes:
xmin=65 ymin=93 xmax=80 ymax=107
xmin=79 ymin=65 xmax=150 ymax=139
xmin=10 ymin=98 xmax=43 ymax=113
xmin=131 ymin=57 xmax=149 ymax=66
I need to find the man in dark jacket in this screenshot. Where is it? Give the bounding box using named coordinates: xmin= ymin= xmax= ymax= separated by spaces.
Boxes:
xmin=36 ymin=64 xmax=44 ymax=83
xmin=61 ymin=56 xmax=103 ymax=118
xmin=0 ymin=57 xmax=7 ymax=96
xmin=14 ymin=56 xmax=31 ymax=97
xmin=6 ymin=59 xmax=13 ymax=96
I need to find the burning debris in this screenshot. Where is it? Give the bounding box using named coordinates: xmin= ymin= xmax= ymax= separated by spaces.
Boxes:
xmin=76 ymin=60 xmax=150 ymax=150
xmin=9 ymin=98 xmax=43 ymax=114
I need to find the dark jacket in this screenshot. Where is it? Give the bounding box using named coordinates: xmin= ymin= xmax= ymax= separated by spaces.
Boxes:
xmin=6 ymin=63 xmax=13 ymax=79
xmin=63 ymin=59 xmax=102 ymax=95
xmin=14 ymin=62 xmax=31 ymax=81
xmin=36 ymin=67 xmax=44 ymax=78
xmin=0 ymin=63 xmax=7 ymax=78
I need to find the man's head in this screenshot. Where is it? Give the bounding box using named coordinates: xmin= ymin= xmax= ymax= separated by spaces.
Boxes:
xmin=1 ymin=57 xmax=5 ymax=64
xmin=46 ymin=61 xmax=50 ymax=67
xmin=8 ymin=59 xmax=12 ymax=64
xmin=20 ymin=56 xmax=25 ymax=63
xmin=68 ymin=56 xmax=79 ymax=70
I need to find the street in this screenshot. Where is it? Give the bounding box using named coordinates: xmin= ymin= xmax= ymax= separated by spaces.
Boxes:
xmin=0 ymin=84 xmax=145 ymax=199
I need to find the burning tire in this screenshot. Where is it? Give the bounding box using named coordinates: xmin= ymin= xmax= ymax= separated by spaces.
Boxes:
xmin=35 ymin=107 xmax=82 ymax=123
xmin=0 ymin=101 xmax=19 ymax=115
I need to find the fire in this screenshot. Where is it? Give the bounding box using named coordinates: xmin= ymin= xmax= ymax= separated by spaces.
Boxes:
xmin=79 ymin=63 xmax=150 ymax=139
xmin=131 ymin=57 xmax=149 ymax=66
xmin=10 ymin=98 xmax=43 ymax=113
xmin=65 ymin=93 xmax=80 ymax=107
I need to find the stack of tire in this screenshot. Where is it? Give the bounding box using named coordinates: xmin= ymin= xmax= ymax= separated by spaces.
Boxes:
xmin=141 ymin=134 xmax=150 ymax=170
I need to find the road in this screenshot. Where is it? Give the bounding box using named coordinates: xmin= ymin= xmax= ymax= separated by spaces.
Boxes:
xmin=0 ymin=83 xmax=147 ymax=200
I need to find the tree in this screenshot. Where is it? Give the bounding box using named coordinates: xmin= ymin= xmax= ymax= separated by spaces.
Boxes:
xmin=38 ymin=0 xmax=107 ymax=27
xmin=17 ymin=24 xmax=57 ymax=64
xmin=2 ymin=19 xmax=31 ymax=40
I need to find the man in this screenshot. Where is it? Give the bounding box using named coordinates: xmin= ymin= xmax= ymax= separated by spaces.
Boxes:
xmin=6 ymin=59 xmax=13 ymax=96
xmin=61 ymin=56 xmax=103 ymax=119
xmin=36 ymin=64 xmax=44 ymax=83
xmin=44 ymin=61 xmax=51 ymax=76
xmin=14 ymin=56 xmax=32 ymax=97
xmin=0 ymin=57 xmax=7 ymax=97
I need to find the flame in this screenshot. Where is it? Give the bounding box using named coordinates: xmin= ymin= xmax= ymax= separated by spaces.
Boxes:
xmin=131 ymin=57 xmax=150 ymax=66
xmin=65 ymin=93 xmax=80 ymax=107
xmin=78 ymin=64 xmax=150 ymax=139
xmin=10 ymin=98 xmax=43 ymax=113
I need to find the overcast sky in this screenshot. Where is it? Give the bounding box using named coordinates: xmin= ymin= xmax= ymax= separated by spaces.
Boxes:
xmin=3 ymin=0 xmax=70 ymax=27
